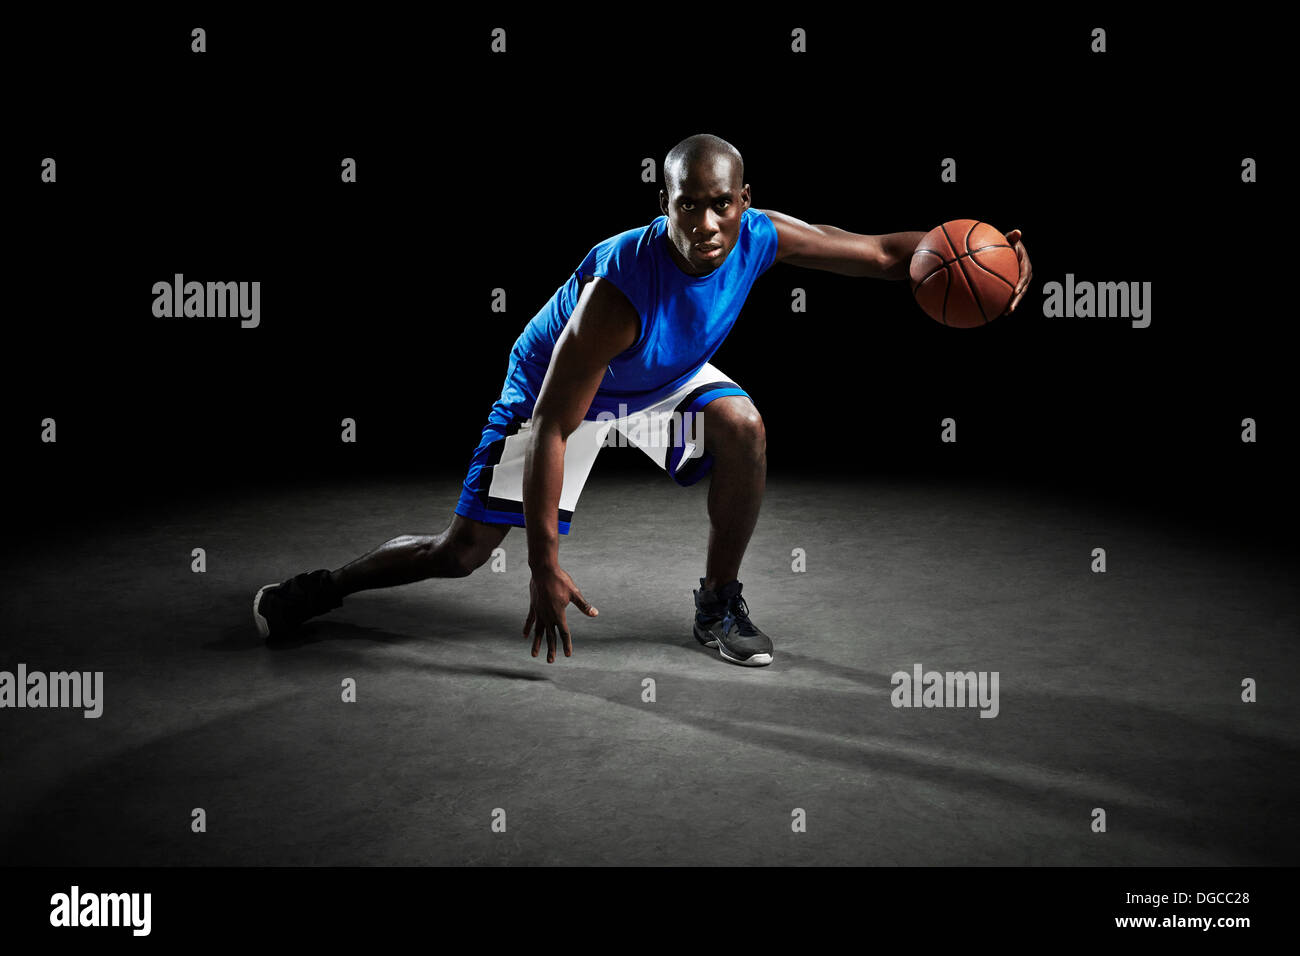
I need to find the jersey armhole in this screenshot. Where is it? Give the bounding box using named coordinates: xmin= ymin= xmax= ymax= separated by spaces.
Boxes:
xmin=580 ymin=269 xmax=647 ymax=354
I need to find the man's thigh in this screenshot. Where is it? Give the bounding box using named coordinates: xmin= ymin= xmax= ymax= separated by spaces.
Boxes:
xmin=612 ymin=363 xmax=754 ymax=487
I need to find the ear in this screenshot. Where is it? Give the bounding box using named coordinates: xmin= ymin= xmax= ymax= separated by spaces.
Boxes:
xmin=741 ymin=183 xmax=752 ymax=208
xmin=658 ymin=189 xmax=669 ymax=216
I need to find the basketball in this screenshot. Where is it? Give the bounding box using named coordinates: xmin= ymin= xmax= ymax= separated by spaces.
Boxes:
xmin=909 ymin=220 xmax=1019 ymax=328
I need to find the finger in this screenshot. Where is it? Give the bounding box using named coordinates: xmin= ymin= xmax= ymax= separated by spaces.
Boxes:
xmin=531 ymin=618 xmax=543 ymax=657
xmin=1005 ymin=228 xmax=1022 ymax=245
xmin=1009 ymin=253 xmax=1031 ymax=314
xmin=570 ymin=589 xmax=599 ymax=617
xmin=1013 ymin=266 xmax=1033 ymax=310
xmin=557 ymin=609 xmax=573 ymax=658
xmin=523 ymin=606 xmax=535 ymax=638
xmin=546 ymin=624 xmax=557 ymax=664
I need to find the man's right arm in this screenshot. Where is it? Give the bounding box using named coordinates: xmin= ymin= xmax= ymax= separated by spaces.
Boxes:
xmin=520 ymin=276 xmax=639 ymax=661
xmin=524 ymin=276 xmax=639 ymax=568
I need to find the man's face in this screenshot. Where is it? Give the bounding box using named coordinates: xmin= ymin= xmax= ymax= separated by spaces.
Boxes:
xmin=659 ymin=155 xmax=751 ymax=274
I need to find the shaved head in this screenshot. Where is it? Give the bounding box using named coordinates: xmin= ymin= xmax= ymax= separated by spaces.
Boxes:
xmin=664 ymin=133 xmax=744 ymax=196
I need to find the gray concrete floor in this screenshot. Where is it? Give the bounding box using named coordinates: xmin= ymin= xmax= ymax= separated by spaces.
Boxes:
xmin=2 ymin=472 xmax=1297 ymax=865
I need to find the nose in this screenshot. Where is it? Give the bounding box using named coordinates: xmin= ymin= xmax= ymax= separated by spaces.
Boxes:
xmin=694 ymin=210 xmax=720 ymax=242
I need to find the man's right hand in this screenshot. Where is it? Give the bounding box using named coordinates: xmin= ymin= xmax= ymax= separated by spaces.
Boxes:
xmin=523 ymin=565 xmax=598 ymax=663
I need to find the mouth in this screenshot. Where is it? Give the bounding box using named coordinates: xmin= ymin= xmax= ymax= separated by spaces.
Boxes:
xmin=695 ymin=243 xmax=723 ymax=259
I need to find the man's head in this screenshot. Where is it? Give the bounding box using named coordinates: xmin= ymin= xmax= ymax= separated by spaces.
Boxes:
xmin=659 ymin=134 xmax=751 ymax=275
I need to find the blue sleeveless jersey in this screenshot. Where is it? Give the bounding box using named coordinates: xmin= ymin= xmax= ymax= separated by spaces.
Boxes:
xmin=498 ymin=207 xmax=779 ymax=419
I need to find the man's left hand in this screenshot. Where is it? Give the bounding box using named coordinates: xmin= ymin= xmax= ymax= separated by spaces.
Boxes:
xmin=1003 ymin=228 xmax=1032 ymax=315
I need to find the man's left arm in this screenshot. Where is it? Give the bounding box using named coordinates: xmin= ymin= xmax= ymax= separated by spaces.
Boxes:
xmin=757 ymin=208 xmax=1033 ymax=314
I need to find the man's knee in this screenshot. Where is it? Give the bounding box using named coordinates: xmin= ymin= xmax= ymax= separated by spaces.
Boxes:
xmin=705 ymin=397 xmax=765 ymax=458
xmin=423 ymin=519 xmax=505 ymax=578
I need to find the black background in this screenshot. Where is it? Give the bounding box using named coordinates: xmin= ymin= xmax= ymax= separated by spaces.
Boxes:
xmin=0 ymin=7 xmax=1292 ymax=934
xmin=5 ymin=11 xmax=1286 ymax=542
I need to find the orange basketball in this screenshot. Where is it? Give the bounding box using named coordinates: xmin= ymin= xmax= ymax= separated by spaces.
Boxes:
xmin=909 ymin=220 xmax=1019 ymax=328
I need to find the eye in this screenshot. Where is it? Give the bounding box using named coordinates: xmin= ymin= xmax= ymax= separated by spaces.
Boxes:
xmin=681 ymin=201 xmax=695 ymax=211
xmin=716 ymin=200 xmax=730 ymax=209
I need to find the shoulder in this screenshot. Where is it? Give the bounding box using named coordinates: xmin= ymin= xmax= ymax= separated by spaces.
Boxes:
xmin=754 ymin=208 xmax=802 ymax=242
xmin=743 ymin=207 xmax=778 ymax=240
xmin=754 ymin=208 xmax=814 ymax=263
xmin=574 ymin=219 xmax=664 ymax=335
xmin=581 ymin=273 xmax=639 ymax=315
xmin=591 ymin=217 xmax=663 ymax=272
xmin=742 ymin=207 xmax=781 ymax=270
xmin=571 ymin=276 xmax=640 ymax=351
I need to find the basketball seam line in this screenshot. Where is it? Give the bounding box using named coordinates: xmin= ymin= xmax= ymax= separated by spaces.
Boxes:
xmin=912 ymin=244 xmax=1013 ymax=287
xmin=941 ymin=265 xmax=951 ymax=326
xmin=965 ymin=252 xmax=1017 ymax=293
xmin=912 ymin=268 xmax=950 ymax=307
xmin=945 ymin=221 xmax=989 ymax=324
xmin=962 ymin=221 xmax=992 ymax=324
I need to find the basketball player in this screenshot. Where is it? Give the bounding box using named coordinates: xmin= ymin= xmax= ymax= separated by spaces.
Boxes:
xmin=253 ymin=133 xmax=1033 ymax=667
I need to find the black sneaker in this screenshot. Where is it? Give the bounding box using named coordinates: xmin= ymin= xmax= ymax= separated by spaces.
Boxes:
xmin=253 ymin=569 xmax=343 ymax=639
xmin=692 ymin=578 xmax=774 ymax=667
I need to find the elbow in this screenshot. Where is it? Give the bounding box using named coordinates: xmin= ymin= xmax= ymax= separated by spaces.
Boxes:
xmin=880 ymin=249 xmax=910 ymax=281
xmin=527 ymin=414 xmax=569 ymax=447
xmin=878 ymin=247 xmax=899 ymax=280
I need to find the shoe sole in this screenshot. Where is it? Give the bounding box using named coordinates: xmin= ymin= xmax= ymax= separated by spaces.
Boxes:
xmin=253 ymin=583 xmax=275 ymax=639
xmin=693 ymin=623 xmax=773 ymax=667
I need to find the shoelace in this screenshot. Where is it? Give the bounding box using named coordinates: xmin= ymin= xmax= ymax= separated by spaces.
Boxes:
xmin=723 ymin=594 xmax=760 ymax=637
